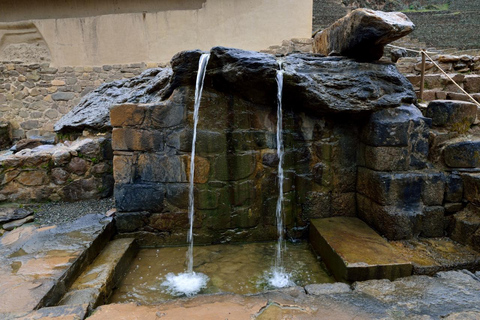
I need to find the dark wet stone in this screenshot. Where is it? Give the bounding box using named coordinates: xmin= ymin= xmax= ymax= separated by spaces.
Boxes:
xmin=362 ymin=105 xmax=430 ymax=147
xmin=426 ymin=100 xmax=477 ymax=128
xmin=115 ymin=183 xmax=165 ymax=212
xmin=445 ymin=173 xmax=463 ymax=203
xmin=444 ymin=141 xmax=480 ymax=168
xmin=54 ymin=68 xmax=172 ymax=133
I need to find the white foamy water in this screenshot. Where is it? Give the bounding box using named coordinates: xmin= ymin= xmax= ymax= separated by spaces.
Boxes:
xmin=161 ymin=272 xmax=209 ymax=297
xmin=266 ymin=269 xmax=294 ymax=288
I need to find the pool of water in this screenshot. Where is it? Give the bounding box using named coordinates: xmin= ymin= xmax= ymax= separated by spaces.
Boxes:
xmin=110 ymin=241 xmax=334 ymax=304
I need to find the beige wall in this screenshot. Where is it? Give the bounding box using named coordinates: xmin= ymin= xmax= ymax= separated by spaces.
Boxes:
xmin=1 ymin=0 xmax=312 ymax=66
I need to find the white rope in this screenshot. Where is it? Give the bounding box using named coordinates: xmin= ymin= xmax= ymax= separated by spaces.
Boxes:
xmin=386 ymin=44 xmax=480 ymax=107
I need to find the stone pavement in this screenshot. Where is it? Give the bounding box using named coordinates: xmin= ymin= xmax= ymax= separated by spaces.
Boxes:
xmin=88 ymin=272 xmax=480 ymax=319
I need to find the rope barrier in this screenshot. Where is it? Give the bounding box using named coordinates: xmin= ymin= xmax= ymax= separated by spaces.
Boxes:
xmin=386 ymin=44 xmax=480 ymax=107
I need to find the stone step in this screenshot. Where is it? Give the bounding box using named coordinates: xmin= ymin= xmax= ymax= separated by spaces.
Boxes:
xmin=309 ymin=217 xmax=412 ymax=282
xmin=58 ymin=238 xmax=138 ymax=312
xmin=391 ymin=237 xmax=480 ymax=275
xmin=0 ymin=214 xmax=114 ymax=315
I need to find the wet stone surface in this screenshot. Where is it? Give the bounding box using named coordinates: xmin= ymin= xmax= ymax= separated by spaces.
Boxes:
xmin=0 ymin=214 xmax=113 ymax=316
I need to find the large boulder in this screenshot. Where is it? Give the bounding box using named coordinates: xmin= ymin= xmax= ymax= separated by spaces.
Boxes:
xmin=54 ymin=68 xmax=172 ymax=133
xmin=169 ymin=46 xmax=416 ymax=114
xmin=313 ymin=9 xmax=415 ymax=61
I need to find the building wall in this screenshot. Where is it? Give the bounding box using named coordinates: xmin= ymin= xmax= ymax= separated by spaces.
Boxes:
xmin=0 ymin=0 xmax=313 ymax=67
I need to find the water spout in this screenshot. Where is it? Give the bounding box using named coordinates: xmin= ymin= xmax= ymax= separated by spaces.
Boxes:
xmin=187 ymin=53 xmax=210 ymax=273
xmin=269 ymin=61 xmax=293 ymax=288
xmin=161 ymin=53 xmax=210 ymax=297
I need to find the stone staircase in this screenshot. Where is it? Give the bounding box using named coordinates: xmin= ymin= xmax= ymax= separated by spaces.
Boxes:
xmin=309 ymin=98 xmax=480 ymax=282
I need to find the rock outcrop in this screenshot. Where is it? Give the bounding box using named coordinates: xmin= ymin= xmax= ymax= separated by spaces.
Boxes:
xmin=313 ymin=9 xmax=415 ymax=61
xmin=54 ymin=68 xmax=172 ymax=133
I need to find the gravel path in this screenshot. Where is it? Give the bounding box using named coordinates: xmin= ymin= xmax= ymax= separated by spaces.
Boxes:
xmin=33 ymin=197 xmax=115 ymax=226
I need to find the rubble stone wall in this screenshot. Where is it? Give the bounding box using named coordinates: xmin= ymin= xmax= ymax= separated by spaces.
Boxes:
xmin=0 ymin=62 xmax=161 ymax=141
xmin=0 ymin=137 xmax=113 ymax=203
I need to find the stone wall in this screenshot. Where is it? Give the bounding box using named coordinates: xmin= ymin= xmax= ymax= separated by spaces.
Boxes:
xmin=0 ymin=137 xmax=113 ymax=203
xmin=0 ymin=62 xmax=161 ymax=141
xmin=111 ymin=89 xmax=360 ymax=246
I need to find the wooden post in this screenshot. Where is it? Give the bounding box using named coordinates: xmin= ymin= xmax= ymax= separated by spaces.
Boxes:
xmin=419 ymin=50 xmax=426 ymax=101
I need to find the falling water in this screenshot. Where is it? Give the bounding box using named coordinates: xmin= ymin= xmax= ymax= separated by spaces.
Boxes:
xmin=161 ymin=53 xmax=210 ymax=296
xmin=268 ymin=61 xmax=293 ymax=288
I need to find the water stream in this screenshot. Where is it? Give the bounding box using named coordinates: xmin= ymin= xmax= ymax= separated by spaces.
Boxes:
xmin=268 ymin=62 xmax=293 ymax=288
xmin=161 ymin=53 xmax=211 ymax=296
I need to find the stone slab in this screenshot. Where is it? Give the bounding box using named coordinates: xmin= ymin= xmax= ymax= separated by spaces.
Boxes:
xmin=59 ymin=238 xmax=138 ymax=311
xmin=390 ymin=238 xmax=480 ymax=276
xmin=309 ymin=217 xmax=412 ymax=281
xmin=0 ymin=214 xmax=114 ymax=315
xmin=87 ymin=270 xmax=480 ymax=319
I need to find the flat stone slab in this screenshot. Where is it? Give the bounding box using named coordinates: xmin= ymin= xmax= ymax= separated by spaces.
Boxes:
xmin=59 ymin=238 xmax=137 ymax=311
xmin=309 ymin=217 xmax=412 ymax=281
xmin=390 ymin=237 xmax=480 ymax=275
xmin=0 ymin=207 xmax=33 ymax=223
xmin=6 ymin=304 xmax=88 ymax=320
xmin=0 ymin=214 xmax=114 ymax=316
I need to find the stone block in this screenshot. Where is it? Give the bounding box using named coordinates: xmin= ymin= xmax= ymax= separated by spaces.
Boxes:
xmin=67 ymin=157 xmax=88 ymax=175
xmin=16 ymin=170 xmax=48 ymax=186
xmin=357 ymin=194 xmax=422 ymax=240
xmin=426 ymin=100 xmax=477 ymax=129
xmin=445 ymin=203 xmax=464 ymax=214
xmin=421 ymin=206 xmax=445 ymax=238
xmin=462 ymin=173 xmax=480 ymax=206
xmin=301 ymin=191 xmax=331 ymax=219
xmin=165 ymin=183 xmax=189 ymax=209
xmin=363 ymin=145 xmax=409 ymax=171
xmin=213 ymin=152 xmax=257 ymax=181
xmin=309 ymin=217 xmax=412 ymax=281
xmin=61 ymin=178 xmax=100 ymax=201
xmin=362 ymin=105 xmax=430 ymax=147
xmin=114 ymin=211 xmax=149 ymax=232
xmin=464 ymin=75 xmax=480 ymax=93
xmin=149 ymin=212 xmax=190 ymax=232
xmin=113 ymin=154 xmax=136 ymax=184
xmin=184 ymin=155 xmax=210 ymax=184
xmin=331 ymin=192 xmax=356 ymax=216
xmin=150 ymin=99 xmax=185 ymax=128
xmin=166 ymin=129 xmax=226 ymax=154
xmin=137 ymin=153 xmax=186 ymax=183
xmin=115 ymin=183 xmax=165 ymax=212
xmin=444 ymin=141 xmax=480 ymax=168
xmin=110 ymin=104 xmax=146 ymax=127
xmin=451 ymin=204 xmax=480 ymax=248
xmin=112 ymin=128 xmax=163 ymax=152
xmin=445 ymin=173 xmax=463 ymax=202
xmin=52 ymin=92 xmax=75 ymax=101
xmin=357 ymin=167 xmax=444 ymax=207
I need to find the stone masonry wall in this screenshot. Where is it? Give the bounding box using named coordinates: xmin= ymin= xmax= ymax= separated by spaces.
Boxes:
xmin=0 ymin=62 xmax=163 ymax=142
xmin=0 ymin=137 xmax=113 ymax=203
xmin=111 ymin=87 xmax=360 ymax=246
